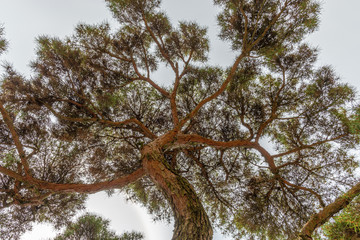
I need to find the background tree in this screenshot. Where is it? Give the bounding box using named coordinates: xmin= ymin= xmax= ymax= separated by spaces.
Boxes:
xmin=0 ymin=0 xmax=360 ymax=240
xmin=53 ymin=213 xmax=143 ymax=240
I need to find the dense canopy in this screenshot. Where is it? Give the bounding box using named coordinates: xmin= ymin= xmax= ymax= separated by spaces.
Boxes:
xmin=0 ymin=0 xmax=360 ymax=239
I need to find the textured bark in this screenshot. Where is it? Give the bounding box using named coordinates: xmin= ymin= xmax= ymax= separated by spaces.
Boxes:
xmin=142 ymin=145 xmax=213 ymax=240
xmin=298 ymin=181 xmax=360 ymax=240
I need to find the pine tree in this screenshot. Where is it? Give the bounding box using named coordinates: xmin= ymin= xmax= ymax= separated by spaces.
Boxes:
xmin=0 ymin=1 xmax=360 ymax=239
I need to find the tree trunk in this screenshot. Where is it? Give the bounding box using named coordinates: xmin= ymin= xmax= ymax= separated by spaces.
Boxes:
xmin=142 ymin=147 xmax=213 ymax=240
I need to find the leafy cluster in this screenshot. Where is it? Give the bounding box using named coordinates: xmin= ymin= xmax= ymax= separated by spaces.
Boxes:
xmin=53 ymin=213 xmax=143 ymax=240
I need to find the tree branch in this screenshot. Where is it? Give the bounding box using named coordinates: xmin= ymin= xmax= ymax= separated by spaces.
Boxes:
xmin=272 ymin=134 xmax=347 ymax=158
xmin=0 ymin=101 xmax=30 ymax=175
xmin=279 ymin=176 xmax=325 ymax=207
xmin=176 ymin=134 xmax=278 ymax=173
xmin=0 ymin=165 xmax=145 ymax=194
xmin=298 ymin=181 xmax=360 ymax=240
xmin=176 ymin=52 xmax=246 ymax=130
xmin=43 ymin=103 xmax=156 ymax=139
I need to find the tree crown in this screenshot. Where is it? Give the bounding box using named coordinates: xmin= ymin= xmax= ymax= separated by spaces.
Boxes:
xmin=0 ymin=1 xmax=359 ymax=239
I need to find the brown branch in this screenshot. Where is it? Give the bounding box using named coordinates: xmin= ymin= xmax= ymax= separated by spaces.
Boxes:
xmin=250 ymin=1 xmax=289 ymax=49
xmin=170 ymin=52 xmax=193 ymax=126
xmin=250 ymin=0 xmax=268 ymax=42
xmin=273 ymin=134 xmax=347 ymax=158
xmin=141 ymin=12 xmax=177 ymax=73
xmin=184 ymin=149 xmax=233 ymax=209
xmin=236 ymin=107 xmax=254 ymax=140
xmin=0 ymin=165 xmax=26 ymax=181
xmin=177 ymin=133 xmax=253 ymax=148
xmin=176 ymin=52 xmax=246 ymax=130
xmin=130 ymin=56 xmax=170 ymax=98
xmin=255 ymin=67 xmax=286 ymax=141
xmin=279 ymin=176 xmax=325 ymax=207
xmin=239 ymin=1 xmax=249 ymax=50
xmin=100 ymin=119 xmax=157 ymax=140
xmin=0 ymin=165 xmax=145 ymax=194
xmin=43 ymin=103 xmax=156 ymax=139
xmin=176 ymin=134 xmax=278 ymax=173
xmin=0 ymin=101 xmax=30 ymax=175
xmin=298 ymin=181 xmax=360 ymax=240
xmin=32 ymin=168 xmax=145 ymax=193
xmin=174 ymin=1 xmax=289 ymax=131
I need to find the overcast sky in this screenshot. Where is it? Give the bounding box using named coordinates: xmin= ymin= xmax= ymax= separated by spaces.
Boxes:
xmin=1 ymin=0 xmax=360 ymax=240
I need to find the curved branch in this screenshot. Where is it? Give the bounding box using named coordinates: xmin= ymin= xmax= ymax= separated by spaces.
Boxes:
xmin=255 ymin=68 xmax=286 ymax=141
xmin=273 ymin=134 xmax=347 ymax=158
xmin=279 ymin=176 xmax=325 ymax=207
xmin=141 ymin=12 xmax=177 ymax=73
xmin=101 ymin=119 xmax=157 ymax=140
xmin=44 ymin=103 xmax=156 ymax=139
xmin=183 ymin=149 xmax=233 ymax=209
xmin=176 ymin=134 xmax=278 ymax=173
xmin=130 ymin=55 xmax=170 ymax=98
xmin=0 ymin=165 xmax=145 ymax=194
xmin=32 ymin=168 xmax=145 ymax=193
xmin=298 ymin=181 xmax=360 ymax=240
xmin=0 ymin=101 xmax=30 ymax=175
xmin=176 ymin=53 xmax=246 ymax=130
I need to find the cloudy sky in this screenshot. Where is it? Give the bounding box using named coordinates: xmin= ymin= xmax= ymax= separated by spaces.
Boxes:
xmin=0 ymin=0 xmax=360 ymax=239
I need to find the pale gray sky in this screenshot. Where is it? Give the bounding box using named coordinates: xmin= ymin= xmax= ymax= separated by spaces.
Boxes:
xmin=0 ymin=0 xmax=359 ymax=240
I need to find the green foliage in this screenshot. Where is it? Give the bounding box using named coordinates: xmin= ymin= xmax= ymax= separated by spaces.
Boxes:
xmin=0 ymin=1 xmax=359 ymax=240
xmin=215 ymin=0 xmax=320 ymax=54
xmin=322 ymin=197 xmax=360 ymax=240
xmin=0 ymin=26 xmax=7 ymax=55
xmin=2 ymin=150 xmax=18 ymax=168
xmin=53 ymin=213 xmax=143 ymax=240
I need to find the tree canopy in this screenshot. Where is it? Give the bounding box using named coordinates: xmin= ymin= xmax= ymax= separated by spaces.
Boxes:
xmin=0 ymin=0 xmax=360 ymax=239
xmin=53 ymin=213 xmax=143 ymax=240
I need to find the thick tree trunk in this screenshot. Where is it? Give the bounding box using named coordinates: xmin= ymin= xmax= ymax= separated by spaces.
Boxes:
xmin=142 ymin=146 xmax=213 ymax=240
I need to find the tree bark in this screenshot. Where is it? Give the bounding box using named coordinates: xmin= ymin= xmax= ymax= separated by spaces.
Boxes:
xmin=298 ymin=181 xmax=360 ymax=240
xmin=142 ymin=146 xmax=213 ymax=240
